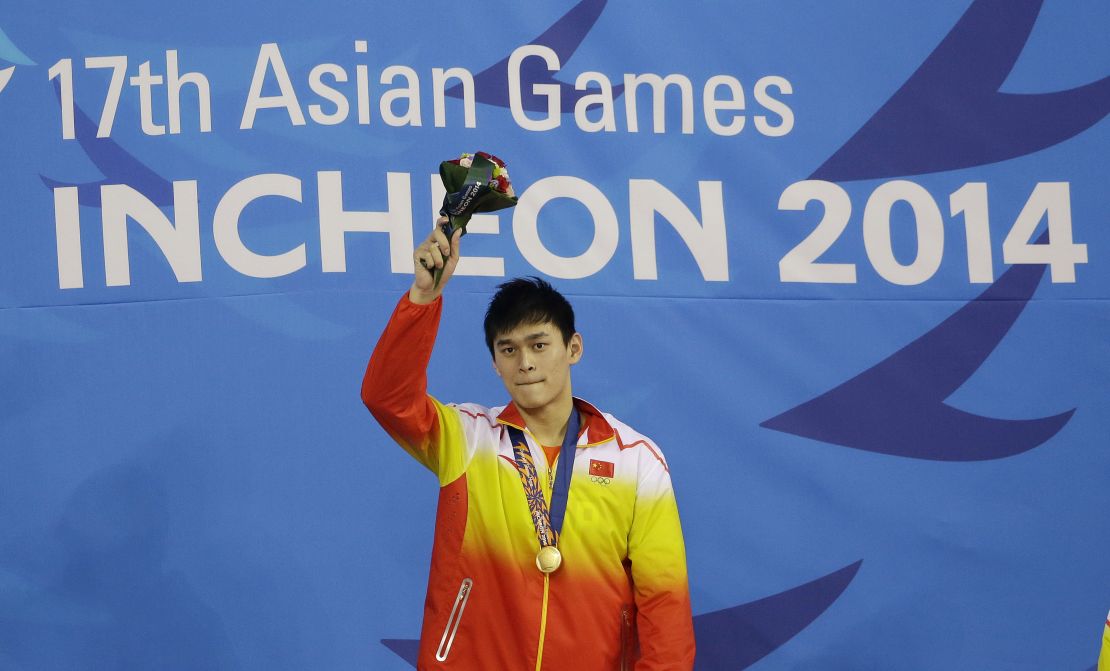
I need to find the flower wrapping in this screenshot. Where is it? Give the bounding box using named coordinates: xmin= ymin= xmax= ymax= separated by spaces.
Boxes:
xmin=430 ymin=151 xmax=518 ymax=286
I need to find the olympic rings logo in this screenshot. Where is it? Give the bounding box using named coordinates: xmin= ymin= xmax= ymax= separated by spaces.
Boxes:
xmin=589 ymin=475 xmax=611 ymax=485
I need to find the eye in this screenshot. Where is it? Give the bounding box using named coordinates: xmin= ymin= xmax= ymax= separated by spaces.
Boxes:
xmin=500 ymin=346 xmax=515 ymax=355
xmin=533 ymin=342 xmax=547 ymax=351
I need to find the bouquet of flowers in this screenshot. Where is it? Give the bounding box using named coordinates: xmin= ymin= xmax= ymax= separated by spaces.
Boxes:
xmin=429 ymin=151 xmax=518 ymax=286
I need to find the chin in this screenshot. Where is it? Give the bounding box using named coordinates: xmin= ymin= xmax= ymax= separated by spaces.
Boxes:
xmin=511 ymin=389 xmax=550 ymax=411
xmin=511 ymin=395 xmax=544 ymax=411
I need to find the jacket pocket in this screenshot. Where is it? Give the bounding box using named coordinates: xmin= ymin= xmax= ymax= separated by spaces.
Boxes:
xmin=435 ymin=578 xmax=473 ymax=662
xmin=619 ymin=604 xmax=634 ymax=671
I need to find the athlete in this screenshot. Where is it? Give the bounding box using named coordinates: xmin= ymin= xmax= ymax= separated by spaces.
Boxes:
xmin=361 ymin=219 xmax=695 ymax=670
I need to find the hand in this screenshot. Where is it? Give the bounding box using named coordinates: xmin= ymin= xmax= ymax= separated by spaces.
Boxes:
xmin=409 ymin=217 xmax=462 ymax=304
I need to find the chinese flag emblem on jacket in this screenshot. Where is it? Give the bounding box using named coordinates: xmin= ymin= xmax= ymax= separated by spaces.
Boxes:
xmin=589 ymin=459 xmax=614 ymax=478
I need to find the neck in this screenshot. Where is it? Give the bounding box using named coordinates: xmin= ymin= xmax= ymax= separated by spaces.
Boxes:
xmin=520 ymin=394 xmax=576 ymax=446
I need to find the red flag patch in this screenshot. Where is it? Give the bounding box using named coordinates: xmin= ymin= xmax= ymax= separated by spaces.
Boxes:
xmin=589 ymin=459 xmax=614 ymax=478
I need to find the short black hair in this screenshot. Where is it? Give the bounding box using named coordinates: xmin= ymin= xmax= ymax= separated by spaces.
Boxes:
xmin=484 ymin=277 xmax=576 ymax=356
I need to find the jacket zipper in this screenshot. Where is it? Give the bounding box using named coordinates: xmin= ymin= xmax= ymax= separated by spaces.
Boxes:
xmin=534 ymin=574 xmax=551 ymax=671
xmin=620 ymin=605 xmax=633 ymax=671
xmin=435 ymin=578 xmax=473 ymax=662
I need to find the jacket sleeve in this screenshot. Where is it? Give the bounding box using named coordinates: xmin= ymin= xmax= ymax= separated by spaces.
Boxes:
xmin=360 ymin=293 xmax=471 ymax=484
xmin=627 ymin=444 xmax=696 ymax=670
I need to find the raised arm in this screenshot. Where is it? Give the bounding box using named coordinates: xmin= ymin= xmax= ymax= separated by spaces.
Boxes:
xmin=360 ymin=220 xmax=465 ymax=480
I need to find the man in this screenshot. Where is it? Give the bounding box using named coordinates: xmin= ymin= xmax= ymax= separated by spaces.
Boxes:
xmin=1100 ymin=610 xmax=1109 ymax=671
xmin=361 ymin=221 xmax=695 ymax=670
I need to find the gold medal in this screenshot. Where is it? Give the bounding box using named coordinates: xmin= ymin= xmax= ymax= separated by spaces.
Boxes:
xmin=535 ymin=545 xmax=562 ymax=574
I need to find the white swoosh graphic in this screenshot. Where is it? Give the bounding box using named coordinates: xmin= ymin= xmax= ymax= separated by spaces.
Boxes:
xmin=0 ymin=66 xmax=13 ymax=95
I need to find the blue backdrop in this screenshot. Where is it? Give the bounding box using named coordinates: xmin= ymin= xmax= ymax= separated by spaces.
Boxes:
xmin=1 ymin=1 xmax=1108 ymax=668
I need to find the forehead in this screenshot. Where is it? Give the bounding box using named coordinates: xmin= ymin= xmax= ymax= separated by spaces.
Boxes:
xmin=494 ymin=321 xmax=558 ymax=344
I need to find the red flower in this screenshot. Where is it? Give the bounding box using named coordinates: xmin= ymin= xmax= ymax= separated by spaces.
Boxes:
xmin=476 ymin=151 xmax=506 ymax=168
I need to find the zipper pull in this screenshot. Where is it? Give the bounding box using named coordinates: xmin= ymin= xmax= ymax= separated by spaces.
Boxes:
xmin=548 ymin=456 xmax=557 ymax=490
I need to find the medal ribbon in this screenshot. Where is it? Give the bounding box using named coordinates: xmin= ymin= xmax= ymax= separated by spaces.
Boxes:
xmin=507 ymin=409 xmax=580 ymax=549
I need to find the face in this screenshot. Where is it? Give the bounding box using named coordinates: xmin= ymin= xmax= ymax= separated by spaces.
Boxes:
xmin=492 ymin=321 xmax=583 ymax=414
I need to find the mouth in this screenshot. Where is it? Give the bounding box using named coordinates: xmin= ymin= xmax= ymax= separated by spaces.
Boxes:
xmin=516 ymin=380 xmax=544 ymax=386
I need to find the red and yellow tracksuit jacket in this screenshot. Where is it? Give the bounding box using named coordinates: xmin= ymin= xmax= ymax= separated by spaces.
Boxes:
xmin=361 ymin=294 xmax=695 ymax=670
xmin=1099 ymin=611 xmax=1109 ymax=671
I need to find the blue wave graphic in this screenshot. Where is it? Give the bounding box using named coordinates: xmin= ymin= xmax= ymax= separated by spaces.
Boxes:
xmin=381 ymin=638 xmax=419 ymax=667
xmin=693 ymin=560 xmax=862 ymax=670
xmin=762 ymin=232 xmax=1074 ymax=461
xmin=772 ymin=0 xmax=1090 ymax=460
xmin=812 ymin=0 xmax=1110 ymax=181
xmin=40 ymin=80 xmax=174 ymax=207
xmin=0 ymin=25 xmax=34 ymax=65
xmin=447 ymin=0 xmax=624 ymax=113
xmin=381 ymin=560 xmax=861 ymax=668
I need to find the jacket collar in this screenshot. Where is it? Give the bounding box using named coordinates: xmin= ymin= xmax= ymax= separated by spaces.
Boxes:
xmin=496 ymin=397 xmax=615 ymax=447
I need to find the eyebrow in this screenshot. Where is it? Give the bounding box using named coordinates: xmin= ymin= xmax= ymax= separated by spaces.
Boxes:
xmin=495 ymin=331 xmax=551 ymax=347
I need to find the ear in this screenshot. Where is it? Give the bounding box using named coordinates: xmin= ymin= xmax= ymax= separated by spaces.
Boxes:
xmin=492 ymin=359 xmax=501 ymax=376
xmin=568 ymin=333 xmax=583 ymax=364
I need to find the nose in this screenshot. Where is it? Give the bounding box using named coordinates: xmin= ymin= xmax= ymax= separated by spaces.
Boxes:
xmin=520 ymin=353 xmax=535 ymax=372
